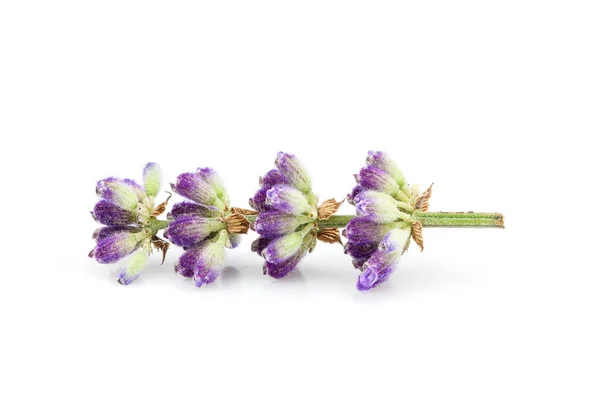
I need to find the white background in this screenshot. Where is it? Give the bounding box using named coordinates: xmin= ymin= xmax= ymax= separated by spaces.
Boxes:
xmin=1 ymin=1 xmax=599 ymax=399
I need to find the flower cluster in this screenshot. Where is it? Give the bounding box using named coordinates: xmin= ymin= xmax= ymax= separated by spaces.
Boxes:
xmin=166 ymin=168 xmax=247 ymax=287
xmin=90 ymin=163 xmax=170 ymax=285
xmin=249 ymin=152 xmax=323 ymax=278
xmin=345 ymin=151 xmax=424 ymax=291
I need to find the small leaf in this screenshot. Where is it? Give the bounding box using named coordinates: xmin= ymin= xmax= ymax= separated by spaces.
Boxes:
xmin=414 ymin=184 xmax=433 ymax=212
xmin=411 ymin=221 xmax=424 ymax=252
xmin=230 ymin=207 xmax=259 ymax=215
xmin=317 ymin=228 xmax=343 ymax=245
xmin=317 ymin=198 xmax=344 ymax=220
xmin=152 ymin=192 xmax=172 ymax=217
xmin=151 ymin=236 xmax=170 ymax=265
xmin=225 ymin=213 xmax=250 ymax=234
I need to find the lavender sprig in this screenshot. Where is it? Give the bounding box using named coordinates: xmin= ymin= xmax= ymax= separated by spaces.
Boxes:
xmin=89 ymin=152 xmax=504 ymax=292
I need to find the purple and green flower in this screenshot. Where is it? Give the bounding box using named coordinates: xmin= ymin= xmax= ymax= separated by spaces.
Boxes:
xmin=90 ymin=162 xmax=171 ymax=285
xmin=167 ymin=168 xmax=249 ymax=287
xmin=345 ymin=151 xmax=424 ymax=291
xmin=249 ymin=152 xmax=344 ymax=278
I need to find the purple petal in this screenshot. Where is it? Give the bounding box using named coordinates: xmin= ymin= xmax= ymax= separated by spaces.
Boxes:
xmin=255 ymin=211 xmax=312 ymax=238
xmin=167 ymin=214 xmax=225 ymax=248
xmin=357 ymin=166 xmax=400 ymax=196
xmin=354 ymin=229 xmax=408 ymax=291
xmin=262 ymin=232 xmax=305 ymax=263
xmin=171 ymin=172 xmax=218 ymax=206
xmin=344 ymin=241 xmax=378 ymax=259
xmin=366 ymin=151 xmax=405 ymax=186
xmin=345 ymin=216 xmax=391 ymax=245
xmin=275 ymin=152 xmax=312 ymax=193
xmin=193 ymin=267 xmax=220 ymax=287
xmin=354 ymin=191 xmax=402 ymax=223
xmin=265 ymin=184 xmax=310 ymax=215
xmin=347 ymin=185 xmax=365 ymax=205
xmin=357 ymin=267 xmax=379 ymax=291
xmin=93 ymin=226 xmax=141 ymax=242
xmin=174 ymin=248 xmax=199 ymax=278
xmin=93 ymin=231 xmax=141 ymax=264
xmin=196 ymin=167 xmax=226 ymax=196
xmin=95 ymin=177 xmax=141 ymax=210
xmin=251 ymin=237 xmax=273 ymax=255
xmin=168 ymin=201 xmax=219 ymax=219
xmin=175 ymin=238 xmax=226 ymax=286
xmin=260 ymin=169 xmax=288 ymax=188
xmin=91 ymin=200 xmax=136 ymax=226
xmin=356 ymin=264 xmax=396 ymax=291
xmin=249 ymin=186 xmax=272 ymax=212
xmin=265 ymin=248 xmax=307 ymax=279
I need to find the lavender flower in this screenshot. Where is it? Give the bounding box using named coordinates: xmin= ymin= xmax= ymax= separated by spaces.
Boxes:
xmin=168 ymin=168 xmax=245 ymax=287
xmin=90 ymin=162 xmax=170 ymax=285
xmin=250 ymin=152 xmax=332 ymax=279
xmin=356 ymin=228 xmax=411 ymax=291
xmin=346 ymin=151 xmax=426 ymax=291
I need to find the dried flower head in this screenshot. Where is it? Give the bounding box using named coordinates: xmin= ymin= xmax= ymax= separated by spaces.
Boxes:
xmin=90 ymin=162 xmax=170 ymax=285
xmin=167 ymin=168 xmax=246 ymax=287
xmin=345 ymin=151 xmax=429 ymax=291
xmin=250 ymin=152 xmax=343 ymax=278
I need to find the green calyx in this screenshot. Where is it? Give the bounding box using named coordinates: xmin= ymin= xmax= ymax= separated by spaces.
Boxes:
xmin=147 ymin=218 xmax=170 ymax=236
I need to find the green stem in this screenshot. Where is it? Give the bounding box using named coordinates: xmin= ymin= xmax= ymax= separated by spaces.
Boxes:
xmin=317 ymin=213 xmax=504 ymax=229
xmin=244 ymin=212 xmax=504 ymax=230
xmin=148 ymin=218 xmax=170 ymax=235
xmin=412 ymin=211 xmax=504 ymax=228
xmin=317 ymin=215 xmax=352 ymax=229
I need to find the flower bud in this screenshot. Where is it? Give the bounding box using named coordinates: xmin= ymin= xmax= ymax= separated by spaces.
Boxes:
xmin=167 ymin=214 xmax=226 ymax=248
xmin=275 ymin=152 xmax=312 ymax=193
xmin=345 ymin=216 xmax=392 ymax=245
xmin=366 ymin=151 xmax=406 ymax=187
xmin=168 ymin=201 xmax=219 ymax=219
xmin=93 ymin=226 xmax=141 ymax=242
xmin=96 ymin=178 xmax=140 ymax=210
xmin=171 ymin=172 xmax=218 ymax=207
xmin=357 ymin=166 xmax=401 ymax=197
xmin=192 ymin=232 xmax=228 ymax=287
xmin=354 ymin=190 xmax=403 ymax=223
xmin=259 ymin=169 xmax=288 ymax=188
xmin=143 ymin=162 xmax=162 ymax=198
xmin=355 ymin=228 xmax=409 ymax=291
xmin=265 ymin=184 xmax=311 ymax=215
xmin=92 ymin=200 xmax=136 ymax=226
xmin=196 ymin=167 xmax=225 ymax=195
xmin=93 ymin=230 xmax=145 ymax=264
xmin=255 ymin=211 xmax=314 ymax=238
xmin=118 ymin=248 xmax=149 ymax=285
xmin=262 ymin=231 xmax=306 ymax=263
